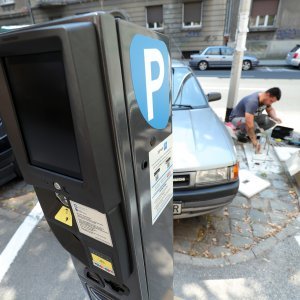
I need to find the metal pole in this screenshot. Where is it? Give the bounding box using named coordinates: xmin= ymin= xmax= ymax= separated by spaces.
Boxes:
xmin=225 ymin=0 xmax=252 ymax=122
xmin=27 ymin=0 xmax=35 ymax=24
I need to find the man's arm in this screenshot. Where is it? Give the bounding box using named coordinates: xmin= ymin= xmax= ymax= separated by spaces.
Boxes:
xmin=266 ymin=106 xmax=282 ymax=123
xmin=245 ymin=112 xmax=260 ymax=153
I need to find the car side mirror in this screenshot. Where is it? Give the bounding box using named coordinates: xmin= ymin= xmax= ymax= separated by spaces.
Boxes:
xmin=207 ymin=92 xmax=222 ymax=102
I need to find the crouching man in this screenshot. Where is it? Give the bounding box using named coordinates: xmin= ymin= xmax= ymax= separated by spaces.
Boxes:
xmin=229 ymin=87 xmax=282 ymax=153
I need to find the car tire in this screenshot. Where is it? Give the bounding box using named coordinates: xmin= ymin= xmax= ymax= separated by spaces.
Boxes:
xmin=198 ymin=61 xmax=208 ymax=71
xmin=242 ymin=60 xmax=252 ymax=71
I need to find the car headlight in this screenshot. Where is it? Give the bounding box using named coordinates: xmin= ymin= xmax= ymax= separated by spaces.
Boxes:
xmin=195 ymin=163 xmax=239 ymax=186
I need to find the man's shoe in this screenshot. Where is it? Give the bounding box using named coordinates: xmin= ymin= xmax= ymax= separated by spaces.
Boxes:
xmin=237 ymin=132 xmax=248 ymax=143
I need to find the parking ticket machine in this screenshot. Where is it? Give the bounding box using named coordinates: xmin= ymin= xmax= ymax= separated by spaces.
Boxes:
xmin=0 ymin=12 xmax=173 ymax=299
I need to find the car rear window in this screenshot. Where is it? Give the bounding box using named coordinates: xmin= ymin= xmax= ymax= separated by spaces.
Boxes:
xmin=290 ymin=45 xmax=300 ymax=52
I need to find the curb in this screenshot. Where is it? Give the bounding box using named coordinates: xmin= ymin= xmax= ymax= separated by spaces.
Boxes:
xmin=174 ymin=215 xmax=300 ymax=267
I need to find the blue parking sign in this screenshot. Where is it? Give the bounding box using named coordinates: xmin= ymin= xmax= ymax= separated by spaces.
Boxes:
xmin=130 ymin=35 xmax=170 ymax=129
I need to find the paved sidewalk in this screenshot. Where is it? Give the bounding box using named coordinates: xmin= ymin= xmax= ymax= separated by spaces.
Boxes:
xmin=259 ymin=59 xmax=287 ymax=67
xmin=174 ymin=142 xmax=300 ymax=266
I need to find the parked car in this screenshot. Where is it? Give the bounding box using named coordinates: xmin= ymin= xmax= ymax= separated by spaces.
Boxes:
xmin=189 ymin=46 xmax=259 ymax=71
xmin=172 ymin=61 xmax=239 ymax=218
xmin=0 ymin=117 xmax=21 ymax=186
xmin=286 ymin=44 xmax=300 ymax=69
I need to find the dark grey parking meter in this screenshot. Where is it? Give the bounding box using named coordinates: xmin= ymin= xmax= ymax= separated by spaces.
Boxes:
xmin=0 ymin=12 xmax=173 ymax=300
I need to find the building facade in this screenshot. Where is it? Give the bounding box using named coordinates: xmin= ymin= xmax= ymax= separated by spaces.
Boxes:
xmin=1 ymin=0 xmax=299 ymax=58
xmin=0 ymin=0 xmax=228 ymax=58
xmin=229 ymin=0 xmax=300 ymax=58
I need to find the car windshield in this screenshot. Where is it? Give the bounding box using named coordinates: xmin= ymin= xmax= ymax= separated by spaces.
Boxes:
xmin=172 ymin=67 xmax=208 ymax=108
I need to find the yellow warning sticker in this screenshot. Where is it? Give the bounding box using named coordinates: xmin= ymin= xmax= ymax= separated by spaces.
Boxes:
xmin=91 ymin=252 xmax=115 ymax=276
xmin=55 ymin=206 xmax=72 ymax=227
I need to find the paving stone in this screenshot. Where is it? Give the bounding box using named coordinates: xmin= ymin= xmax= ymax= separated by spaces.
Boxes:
xmin=210 ymin=207 xmax=229 ymax=218
xmin=252 ymin=223 xmax=273 ymax=238
xmin=270 ymin=198 xmax=297 ymax=212
xmin=268 ymin=212 xmax=289 ymax=225
xmin=202 ymin=228 xmax=223 ymax=244
xmin=271 ymin=179 xmax=292 ymax=190
xmin=231 ymin=220 xmax=253 ymax=238
xmin=206 ymin=232 xmax=230 ymax=247
xmin=275 ymin=224 xmax=300 ymax=241
xmin=191 ymin=241 xmax=210 ymax=254
xmin=227 ymin=250 xmax=256 ymax=264
xmin=249 ymin=209 xmax=269 ymax=223
xmin=230 ymin=195 xmax=249 ymax=208
xmin=209 ymin=246 xmax=231 ymax=258
xmin=230 ymin=234 xmax=253 ymax=248
xmin=173 ymin=238 xmax=192 ymax=254
xmin=266 ymin=172 xmax=288 ymax=181
xmin=228 ymin=207 xmax=247 ymax=220
xmin=173 ymin=218 xmax=205 ymax=240
xmin=251 ymin=237 xmax=278 ymax=257
xmin=259 ymin=189 xmax=279 ymax=199
xmin=250 ymin=198 xmax=271 ymax=211
xmin=209 ymin=216 xmax=231 ymax=233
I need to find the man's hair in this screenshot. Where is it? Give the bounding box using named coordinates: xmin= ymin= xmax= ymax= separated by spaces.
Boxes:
xmin=265 ymin=87 xmax=281 ymax=100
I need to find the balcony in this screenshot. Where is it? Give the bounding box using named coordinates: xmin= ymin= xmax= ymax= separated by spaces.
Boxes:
xmin=0 ymin=0 xmax=15 ymax=6
xmin=37 ymin=0 xmax=67 ymax=8
xmin=37 ymin=0 xmax=91 ymax=7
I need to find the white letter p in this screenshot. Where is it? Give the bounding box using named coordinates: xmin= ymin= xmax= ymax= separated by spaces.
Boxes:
xmin=144 ymin=49 xmax=164 ymax=121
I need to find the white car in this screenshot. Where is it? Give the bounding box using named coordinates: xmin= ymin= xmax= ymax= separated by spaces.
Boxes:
xmin=172 ymin=62 xmax=239 ymax=218
xmin=286 ymin=45 xmax=300 ymax=69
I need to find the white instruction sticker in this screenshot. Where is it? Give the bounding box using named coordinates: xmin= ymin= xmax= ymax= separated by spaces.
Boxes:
xmin=149 ymin=135 xmax=173 ymax=224
xmin=70 ymin=201 xmax=113 ymax=247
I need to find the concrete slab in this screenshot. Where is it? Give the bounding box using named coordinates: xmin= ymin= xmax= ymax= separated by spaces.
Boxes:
xmin=238 ymin=169 xmax=271 ymax=198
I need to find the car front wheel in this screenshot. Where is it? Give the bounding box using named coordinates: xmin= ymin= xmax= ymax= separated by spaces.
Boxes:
xmin=198 ymin=61 xmax=208 ymax=71
xmin=242 ymin=60 xmax=252 ymax=71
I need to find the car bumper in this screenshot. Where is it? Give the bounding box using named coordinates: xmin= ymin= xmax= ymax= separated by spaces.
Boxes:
xmin=252 ymin=60 xmax=259 ymax=67
xmin=173 ymin=180 xmax=239 ymax=219
xmin=286 ymin=58 xmax=300 ymax=67
xmin=0 ymin=149 xmax=17 ymax=186
xmin=189 ymin=60 xmax=199 ymax=68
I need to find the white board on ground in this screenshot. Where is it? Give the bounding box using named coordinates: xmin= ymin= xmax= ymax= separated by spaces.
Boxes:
xmin=238 ymin=169 xmax=271 ymax=198
xmin=274 ymin=146 xmax=300 ymax=162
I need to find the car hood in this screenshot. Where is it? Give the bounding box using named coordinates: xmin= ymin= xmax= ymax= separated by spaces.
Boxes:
xmin=244 ymin=53 xmax=258 ymax=60
xmin=173 ymin=107 xmax=236 ymax=172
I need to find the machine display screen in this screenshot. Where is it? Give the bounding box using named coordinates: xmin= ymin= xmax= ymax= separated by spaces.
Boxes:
xmin=4 ymin=52 xmax=82 ymax=179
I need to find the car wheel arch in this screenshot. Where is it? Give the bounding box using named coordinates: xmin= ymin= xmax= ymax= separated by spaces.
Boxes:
xmin=198 ymin=60 xmax=208 ymax=71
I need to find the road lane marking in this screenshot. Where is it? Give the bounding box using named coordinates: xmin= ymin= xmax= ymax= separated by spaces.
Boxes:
xmin=0 ymin=201 xmax=44 ymax=283
xmin=295 ymin=235 xmax=300 ymax=246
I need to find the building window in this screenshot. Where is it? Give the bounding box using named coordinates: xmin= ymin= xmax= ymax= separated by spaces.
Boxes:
xmin=205 ymin=48 xmax=220 ymax=55
xmin=183 ymin=1 xmax=202 ymax=28
xmin=0 ymin=0 xmax=15 ymax=5
xmin=250 ymin=0 xmax=279 ymax=28
xmin=146 ymin=5 xmax=163 ymax=30
xmin=2 ymin=4 xmax=14 ymax=11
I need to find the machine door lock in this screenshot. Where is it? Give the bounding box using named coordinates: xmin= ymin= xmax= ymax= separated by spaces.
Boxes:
xmin=55 ymin=192 xmax=69 ymax=207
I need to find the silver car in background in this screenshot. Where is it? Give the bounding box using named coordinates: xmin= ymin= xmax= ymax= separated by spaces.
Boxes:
xmin=172 ymin=62 xmax=239 ymax=218
xmin=189 ymin=46 xmax=259 ymax=71
xmin=286 ymin=45 xmax=300 ymax=69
